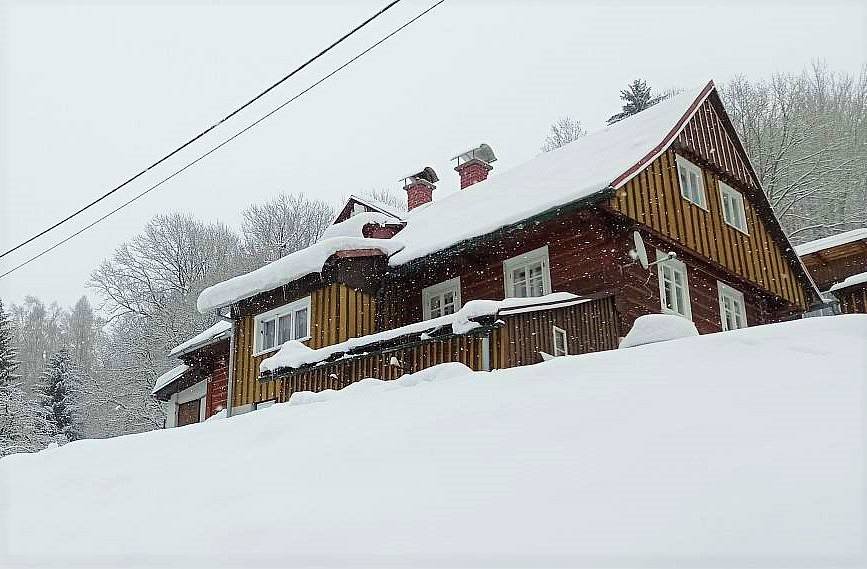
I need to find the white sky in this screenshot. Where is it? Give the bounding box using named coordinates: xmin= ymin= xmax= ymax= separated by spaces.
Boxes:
xmin=1 ymin=0 xmax=865 ymax=310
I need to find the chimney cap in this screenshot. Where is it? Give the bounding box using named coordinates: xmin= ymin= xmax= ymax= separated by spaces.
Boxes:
xmin=451 ymin=143 xmax=497 ymax=166
xmin=399 ymin=166 xmax=439 ymax=185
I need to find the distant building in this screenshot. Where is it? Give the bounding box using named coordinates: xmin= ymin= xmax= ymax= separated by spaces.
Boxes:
xmin=796 ymin=228 xmax=867 ymax=314
xmin=151 ymin=321 xmax=231 ymax=427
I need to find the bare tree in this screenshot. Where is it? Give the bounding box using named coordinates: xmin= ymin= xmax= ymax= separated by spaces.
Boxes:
xmin=241 ymin=193 xmax=334 ymax=263
xmin=721 ymin=62 xmax=867 ymax=242
xmin=360 ymin=188 xmax=407 ymax=213
xmin=541 ymin=117 xmax=587 ymax=152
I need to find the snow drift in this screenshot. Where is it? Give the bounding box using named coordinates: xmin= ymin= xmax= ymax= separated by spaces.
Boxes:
xmin=1 ymin=316 xmax=865 ymax=567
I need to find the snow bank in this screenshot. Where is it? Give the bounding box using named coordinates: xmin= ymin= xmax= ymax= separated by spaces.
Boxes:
xmin=388 ymin=85 xmax=709 ymax=266
xmin=169 ymin=320 xmax=232 ymax=357
xmin=794 ymin=227 xmax=867 ymax=256
xmin=619 ymin=313 xmax=699 ymax=349
xmin=150 ymin=364 xmax=189 ymax=395
xmin=197 ymin=237 xmax=404 ymax=313
xmin=829 ymin=270 xmax=867 ymax=293
xmin=260 ymin=292 xmax=579 ymax=373
xmin=3 ymin=316 xmax=865 ymax=567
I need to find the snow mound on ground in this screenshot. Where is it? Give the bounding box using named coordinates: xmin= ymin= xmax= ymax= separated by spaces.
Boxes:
xmin=619 ymin=313 xmax=699 ymax=348
xmin=2 ymin=316 xmax=865 ymax=567
xmin=287 ymin=362 xmax=471 ymax=407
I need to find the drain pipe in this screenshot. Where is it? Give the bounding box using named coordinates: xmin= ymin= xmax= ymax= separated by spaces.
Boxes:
xmin=219 ymin=308 xmax=237 ymax=418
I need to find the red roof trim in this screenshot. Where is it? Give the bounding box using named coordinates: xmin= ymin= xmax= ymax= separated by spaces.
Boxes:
xmin=609 ymin=80 xmax=716 ymax=189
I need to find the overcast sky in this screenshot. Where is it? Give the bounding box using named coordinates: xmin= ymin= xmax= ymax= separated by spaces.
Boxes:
xmin=1 ymin=0 xmax=864 ymax=311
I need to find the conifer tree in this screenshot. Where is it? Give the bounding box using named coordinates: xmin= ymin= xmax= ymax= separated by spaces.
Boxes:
xmin=36 ymin=348 xmax=81 ymax=444
xmin=607 ymin=79 xmax=668 ymax=124
xmin=0 ymin=299 xmax=35 ymax=456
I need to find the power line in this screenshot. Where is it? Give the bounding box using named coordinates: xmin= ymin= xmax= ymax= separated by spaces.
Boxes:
xmin=0 ymin=0 xmax=403 ymax=261
xmin=0 ymin=0 xmax=446 ymax=281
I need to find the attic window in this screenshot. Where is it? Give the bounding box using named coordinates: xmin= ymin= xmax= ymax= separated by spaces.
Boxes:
xmin=675 ymin=155 xmax=707 ymax=209
xmin=253 ymin=297 xmax=311 ymax=355
xmin=718 ymin=181 xmax=748 ymax=233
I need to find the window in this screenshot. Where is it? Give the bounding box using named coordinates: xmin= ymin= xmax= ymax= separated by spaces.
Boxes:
xmin=676 ymin=155 xmax=707 ymax=208
xmin=422 ymin=277 xmax=462 ymax=320
xmin=255 ymin=399 xmax=276 ymax=410
xmin=253 ymin=297 xmax=311 ymax=354
xmin=552 ymin=326 xmax=568 ymax=357
xmin=718 ymin=181 xmax=748 ymax=233
xmin=503 ymin=245 xmax=552 ymax=298
xmin=656 ymin=250 xmax=692 ymax=319
xmin=717 ymin=282 xmax=748 ymax=331
xmin=177 ymin=399 xmax=201 ymax=427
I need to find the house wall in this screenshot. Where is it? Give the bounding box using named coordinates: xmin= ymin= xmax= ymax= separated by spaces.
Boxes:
xmin=205 ymin=355 xmax=229 ymax=417
xmin=607 ymin=140 xmax=809 ymax=310
xmin=231 ymin=282 xmax=377 ymax=409
xmin=275 ymin=297 xmax=621 ymax=402
xmin=382 ymin=207 xmax=792 ymax=338
xmin=836 ymin=284 xmax=867 ymax=314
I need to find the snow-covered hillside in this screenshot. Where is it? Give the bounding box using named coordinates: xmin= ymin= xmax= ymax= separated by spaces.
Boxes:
xmin=2 ymin=317 xmax=864 ymax=567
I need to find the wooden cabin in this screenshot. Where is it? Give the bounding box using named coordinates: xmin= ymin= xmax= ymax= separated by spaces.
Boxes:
xmin=152 ymin=321 xmax=231 ymax=427
xmin=796 ymin=228 xmax=867 ymax=314
xmin=196 ymin=80 xmax=820 ymax=415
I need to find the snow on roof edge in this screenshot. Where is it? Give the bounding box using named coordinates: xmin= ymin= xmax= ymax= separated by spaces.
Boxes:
xmin=795 ymin=228 xmax=867 ymax=256
xmin=169 ymin=320 xmax=232 ymax=357
xmin=829 ymin=270 xmax=867 ymax=293
xmin=151 ymin=364 xmax=191 ymax=395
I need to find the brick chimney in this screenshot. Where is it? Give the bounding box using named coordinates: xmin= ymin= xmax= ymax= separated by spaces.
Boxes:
xmin=452 ymin=143 xmax=497 ymax=190
xmin=401 ymin=166 xmax=439 ymax=211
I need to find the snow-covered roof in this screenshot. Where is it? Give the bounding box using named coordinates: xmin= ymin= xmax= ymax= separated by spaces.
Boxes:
xmin=387 ymin=84 xmax=710 ymax=265
xmin=260 ymin=293 xmax=583 ymax=373
xmin=338 ymin=193 xmax=405 ymax=223
xmin=794 ymin=228 xmax=867 ymax=257
xmin=169 ymin=320 xmax=232 ymax=357
xmin=197 ymin=237 xmax=405 ymax=313
xmin=829 ymin=270 xmax=867 ymax=293
xmin=151 ymin=364 xmax=190 ymax=395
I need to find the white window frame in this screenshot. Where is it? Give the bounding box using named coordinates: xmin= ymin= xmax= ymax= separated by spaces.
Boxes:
xmin=253 ymin=296 xmax=311 ymax=356
xmin=422 ymin=277 xmax=462 ymax=320
xmin=552 ymin=326 xmax=568 ymax=357
xmin=717 ymin=281 xmax=748 ymax=331
xmin=254 ymin=399 xmax=276 ymax=410
xmin=503 ymin=245 xmax=552 ymax=299
xmin=656 ymin=249 xmax=692 ymax=320
xmin=675 ymin=154 xmax=707 ymax=209
xmin=718 ymin=181 xmax=748 ymax=234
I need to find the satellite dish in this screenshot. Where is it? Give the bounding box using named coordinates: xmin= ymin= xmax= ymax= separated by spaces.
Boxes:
xmin=629 ymin=230 xmax=677 ymax=270
xmin=630 ymin=231 xmax=649 ymax=269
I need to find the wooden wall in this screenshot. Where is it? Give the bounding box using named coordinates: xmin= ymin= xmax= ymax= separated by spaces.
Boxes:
xmin=232 ymin=283 xmax=377 ymax=408
xmin=607 ymin=100 xmax=810 ymax=310
xmin=836 ymin=284 xmax=867 ymax=314
xmin=277 ymin=297 xmax=622 ymax=401
xmin=492 ymin=297 xmax=619 ymax=368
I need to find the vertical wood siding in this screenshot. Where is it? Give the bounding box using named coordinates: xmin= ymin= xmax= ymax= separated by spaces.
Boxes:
xmin=278 ymin=297 xmax=621 ymax=401
xmin=232 ymin=283 xmax=376 ymax=408
xmin=608 ymin=145 xmax=807 ymax=310
xmin=837 ymin=285 xmax=867 ymax=314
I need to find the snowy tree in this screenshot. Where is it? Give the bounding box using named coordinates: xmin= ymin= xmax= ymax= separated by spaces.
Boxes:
xmin=35 ymin=348 xmax=81 ymax=444
xmin=607 ymin=79 xmax=675 ymax=124
xmin=721 ymin=62 xmax=867 ymax=242
xmin=0 ymin=298 xmax=36 ymax=456
xmin=241 ymin=193 xmax=334 ymax=263
xmin=9 ymin=297 xmax=66 ymax=397
xmin=541 ymin=117 xmax=586 ymax=152
xmin=360 ymin=188 xmax=407 ymax=213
